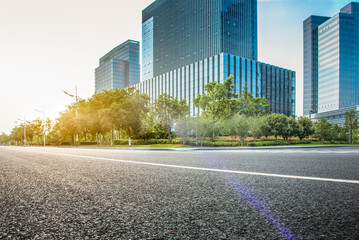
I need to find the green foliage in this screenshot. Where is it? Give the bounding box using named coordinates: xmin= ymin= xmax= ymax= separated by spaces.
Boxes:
xmin=193 ymin=76 xmax=271 ymax=121
xmin=154 ymin=93 xmax=189 ymax=143
xmin=297 ymin=116 xmax=314 ymax=140
xmin=344 ymin=109 xmax=358 ymax=144
xmin=118 ymin=87 xmax=150 ymax=146
xmin=313 ymin=118 xmax=333 ymax=142
xmin=0 ymin=133 xmax=10 ymax=145
xmin=332 ymin=124 xmax=347 ymax=142
xmin=227 ymin=114 xmax=250 ymax=145
xmin=113 ymin=138 xmax=170 ymax=145
xmin=238 ymin=86 xmax=271 ymax=117
xmin=282 ymin=117 xmax=301 ymax=140
xmin=250 ymin=117 xmax=265 ymax=139
xmin=175 ymin=116 xmax=194 ymax=144
xmin=197 ymin=116 xmax=224 ymax=142
xmin=193 ymin=75 xmax=238 ymax=120
xmin=265 ymin=113 xmax=288 ymax=140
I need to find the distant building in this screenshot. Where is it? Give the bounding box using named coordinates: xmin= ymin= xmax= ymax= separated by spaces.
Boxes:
xmin=304 ymin=2 xmax=359 ymax=124
xmin=95 ymin=40 xmax=140 ymax=92
xmin=137 ymin=0 xmax=296 ymax=117
xmin=303 ymin=15 xmax=330 ymax=116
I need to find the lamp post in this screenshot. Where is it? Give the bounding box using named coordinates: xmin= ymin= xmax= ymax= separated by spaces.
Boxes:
xmin=63 ymin=86 xmax=79 ymax=142
xmin=17 ymin=117 xmax=26 ymax=146
xmin=35 ymin=106 xmax=46 ymax=147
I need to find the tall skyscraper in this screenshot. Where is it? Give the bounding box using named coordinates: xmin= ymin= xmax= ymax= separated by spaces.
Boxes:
xmin=137 ymin=0 xmax=296 ymax=117
xmin=95 ymin=40 xmax=140 ymax=92
xmin=142 ymin=0 xmax=258 ymax=82
xmin=304 ymin=2 xmax=359 ymax=124
xmin=303 ymin=16 xmax=330 ymax=116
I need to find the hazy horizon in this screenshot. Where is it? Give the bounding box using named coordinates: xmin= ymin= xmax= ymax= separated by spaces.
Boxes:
xmin=1 ymin=0 xmax=356 ymax=134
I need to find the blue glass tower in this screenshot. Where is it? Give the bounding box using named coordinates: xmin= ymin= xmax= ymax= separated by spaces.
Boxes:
xmin=95 ymin=40 xmax=140 ymax=92
xmin=142 ymin=0 xmax=257 ymax=82
xmin=139 ymin=0 xmax=296 ymax=117
xmin=318 ymin=2 xmax=359 ymax=113
xmin=305 ymin=2 xmax=359 ymax=124
xmin=303 ymin=15 xmax=330 ymax=116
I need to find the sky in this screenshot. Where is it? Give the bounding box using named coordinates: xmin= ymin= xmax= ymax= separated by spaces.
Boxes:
xmin=0 ymin=0 xmax=356 ymax=134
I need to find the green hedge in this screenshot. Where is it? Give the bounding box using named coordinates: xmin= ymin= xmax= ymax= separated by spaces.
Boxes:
xmin=79 ymin=142 xmax=98 ymax=146
xmin=185 ymin=139 xmax=321 ymax=147
xmin=113 ymin=139 xmax=170 ymax=145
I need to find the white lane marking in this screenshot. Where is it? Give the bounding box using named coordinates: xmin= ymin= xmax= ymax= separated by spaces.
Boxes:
xmin=8 ymin=147 xmax=359 ymax=185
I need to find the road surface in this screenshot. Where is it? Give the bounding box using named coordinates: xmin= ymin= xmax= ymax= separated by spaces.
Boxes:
xmin=0 ymin=146 xmax=358 ymax=239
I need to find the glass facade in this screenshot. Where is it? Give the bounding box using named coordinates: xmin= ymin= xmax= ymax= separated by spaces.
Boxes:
xmin=317 ymin=2 xmax=359 ymax=113
xmin=95 ymin=40 xmax=140 ymax=92
xmin=303 ymin=15 xmax=330 ymax=116
xmin=304 ymin=2 xmax=359 ymax=116
xmin=135 ymin=53 xmax=296 ymax=117
xmin=142 ymin=17 xmax=154 ymax=82
xmin=142 ymin=0 xmax=257 ymax=80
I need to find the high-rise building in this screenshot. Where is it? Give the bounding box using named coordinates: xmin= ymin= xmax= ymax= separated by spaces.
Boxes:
xmin=136 ymin=53 xmax=295 ymax=116
xmin=138 ymin=0 xmax=296 ymax=117
xmin=142 ymin=0 xmax=258 ymax=82
xmin=95 ymin=40 xmax=140 ymax=92
xmin=304 ymin=2 xmax=359 ymax=124
xmin=303 ymin=16 xmax=330 ymax=116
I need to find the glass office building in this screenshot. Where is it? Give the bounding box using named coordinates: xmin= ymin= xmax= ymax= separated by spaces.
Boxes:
xmin=303 ymin=16 xmax=330 ymax=116
xmin=304 ymin=2 xmax=359 ymax=124
xmin=142 ymin=0 xmax=257 ymax=82
xmin=135 ymin=53 xmax=296 ymax=117
xmin=139 ymin=0 xmax=295 ymax=117
xmin=95 ymin=40 xmax=140 ymax=92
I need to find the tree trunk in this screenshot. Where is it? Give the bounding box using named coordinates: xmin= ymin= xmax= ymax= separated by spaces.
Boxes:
xmin=169 ymin=127 xmax=172 ymax=144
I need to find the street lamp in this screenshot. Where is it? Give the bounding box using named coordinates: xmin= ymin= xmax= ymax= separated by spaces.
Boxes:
xmin=17 ymin=117 xmax=26 ymax=146
xmin=63 ymin=86 xmax=80 ymax=142
xmin=34 ymin=106 xmax=46 ymax=147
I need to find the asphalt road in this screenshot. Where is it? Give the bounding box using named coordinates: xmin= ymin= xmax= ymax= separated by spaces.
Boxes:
xmin=0 ymin=146 xmax=358 ymax=239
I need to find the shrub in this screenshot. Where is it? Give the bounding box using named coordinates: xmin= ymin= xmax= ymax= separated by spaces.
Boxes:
xmin=79 ymin=142 xmax=97 ymax=146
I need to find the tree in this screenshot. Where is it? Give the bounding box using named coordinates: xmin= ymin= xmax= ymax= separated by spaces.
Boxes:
xmin=228 ymin=114 xmax=250 ymax=145
xmin=56 ymin=103 xmax=80 ymax=145
xmin=96 ymin=88 xmax=126 ymax=146
xmin=344 ymin=109 xmax=358 ymax=144
xmin=282 ymin=116 xmax=300 ymax=141
xmin=238 ymin=86 xmax=271 ymax=117
xmin=154 ymin=93 xmax=189 ymax=143
xmin=265 ymin=113 xmax=289 ymax=140
xmin=175 ymin=116 xmax=194 ymax=144
xmin=0 ymin=133 xmax=10 ymax=145
xmin=193 ymin=75 xmax=238 ymax=120
xmin=89 ymin=92 xmax=114 ymax=145
xmin=314 ymin=118 xmax=333 ymax=142
xmin=250 ymin=117 xmax=265 ymax=140
xmin=117 ymin=87 xmax=150 ymax=146
xmin=297 ymin=117 xmax=314 ymax=140
xmin=198 ymin=116 xmax=224 ymax=142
